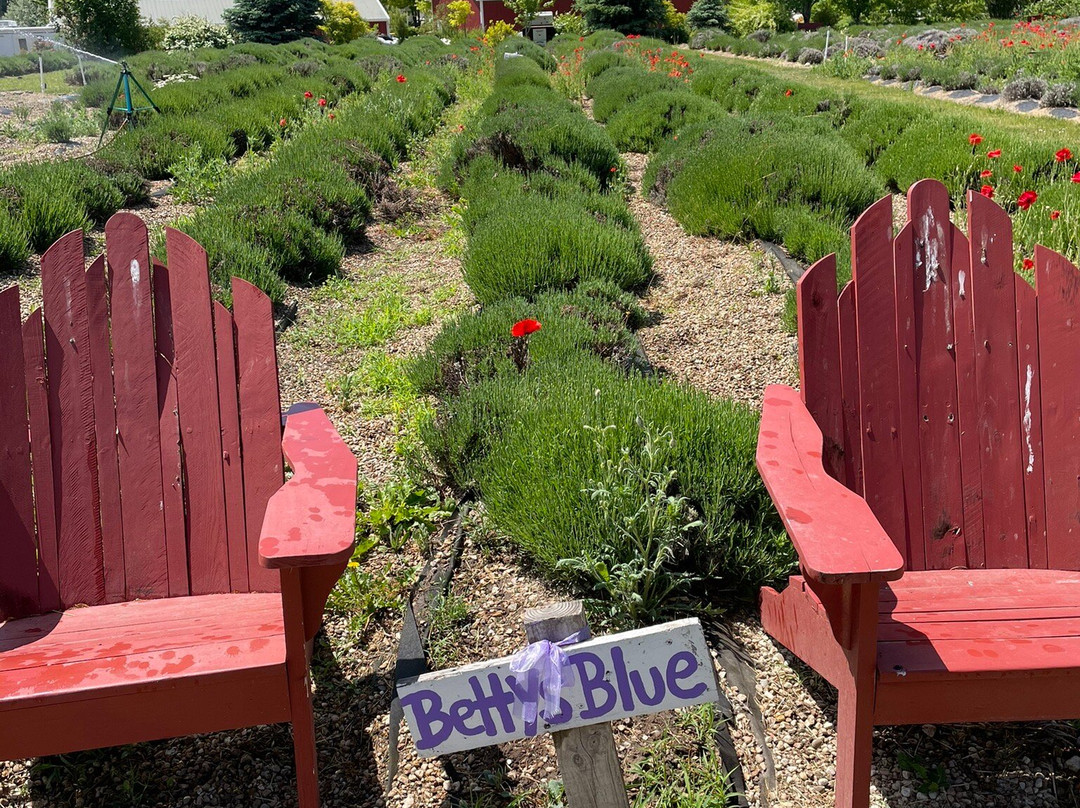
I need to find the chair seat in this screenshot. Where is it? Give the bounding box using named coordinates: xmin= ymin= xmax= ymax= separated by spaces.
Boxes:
xmin=878 ymin=569 xmax=1080 ymax=680
xmin=0 ymin=593 xmax=285 ymax=710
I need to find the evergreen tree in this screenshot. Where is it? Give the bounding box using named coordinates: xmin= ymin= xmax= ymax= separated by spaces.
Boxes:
xmin=573 ymin=0 xmax=665 ymax=34
xmin=225 ymin=0 xmax=321 ymax=44
xmin=54 ymin=0 xmax=146 ymax=55
xmin=686 ymin=0 xmax=727 ymax=28
xmin=7 ymin=0 xmax=47 ymax=25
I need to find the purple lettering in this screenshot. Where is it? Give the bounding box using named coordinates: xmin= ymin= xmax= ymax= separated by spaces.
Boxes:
xmin=449 ymin=696 xmax=486 ymax=737
xmin=629 ymin=665 xmax=666 ymax=706
xmin=476 ymin=674 xmax=515 ymax=735
xmin=570 ymin=651 xmax=616 ymax=720
xmin=506 ymin=669 xmax=539 ymax=736
xmin=610 ymin=647 xmax=635 ymax=712
xmin=666 ymin=651 xmax=707 ymax=700
xmin=541 ymin=696 xmax=573 ymax=726
xmin=400 ymin=690 xmax=454 ymax=750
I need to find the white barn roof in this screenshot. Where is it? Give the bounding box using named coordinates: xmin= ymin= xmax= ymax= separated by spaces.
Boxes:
xmin=138 ymin=0 xmax=389 ymax=26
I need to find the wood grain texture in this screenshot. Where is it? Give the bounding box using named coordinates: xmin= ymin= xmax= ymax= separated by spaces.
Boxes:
xmin=892 ymin=222 xmax=926 ymax=571
xmin=906 ymin=180 xmax=968 ymax=570
xmin=166 ymin=229 xmax=229 ymax=594
xmin=851 ymin=195 xmax=908 ymax=552
xmin=106 ymin=214 xmax=168 ymax=599
xmin=85 ymin=256 xmax=126 ymax=604
xmin=1015 ymin=276 xmax=1047 ymax=569
xmin=967 ymin=192 xmax=1025 ymax=568
xmin=1033 ymin=244 xmax=1080 ymax=570
xmin=0 ymin=285 xmax=37 ymax=620
xmin=524 ymin=601 xmax=629 ymax=808
xmin=41 ymin=230 xmax=103 ymax=609
xmin=23 ymin=308 xmax=59 ymax=612
xmin=152 ymin=260 xmax=188 ymax=598
xmin=233 ymin=277 xmax=283 ymax=592
xmin=214 ymin=302 xmax=249 ymax=593
xmin=797 ymin=254 xmax=843 ymax=481
xmin=757 ymin=384 xmax=905 ymax=583
xmin=258 ymin=405 xmax=356 ymax=569
xmin=837 ymin=282 xmax=863 ymax=496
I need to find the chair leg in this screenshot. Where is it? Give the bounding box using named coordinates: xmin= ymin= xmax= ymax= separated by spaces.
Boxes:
xmin=291 ymin=676 xmax=321 ymax=808
xmin=834 ymin=685 xmax=874 ymax=808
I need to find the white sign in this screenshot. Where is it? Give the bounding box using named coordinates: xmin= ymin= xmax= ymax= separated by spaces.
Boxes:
xmin=399 ymin=618 xmax=718 ymax=757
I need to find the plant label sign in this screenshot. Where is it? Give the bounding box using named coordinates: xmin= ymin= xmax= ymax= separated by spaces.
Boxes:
xmin=398 ymin=618 xmax=718 ymax=757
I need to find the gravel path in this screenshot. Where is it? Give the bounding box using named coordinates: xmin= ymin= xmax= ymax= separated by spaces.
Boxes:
xmin=625 ymin=151 xmax=798 ymax=406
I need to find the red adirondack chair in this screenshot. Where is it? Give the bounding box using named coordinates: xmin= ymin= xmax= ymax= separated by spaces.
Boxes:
xmin=757 ymin=179 xmax=1080 ymax=808
xmin=0 ymin=214 xmax=357 ymax=808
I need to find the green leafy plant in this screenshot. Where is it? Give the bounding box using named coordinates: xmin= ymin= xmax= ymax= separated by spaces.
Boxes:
xmin=897 ymin=751 xmax=948 ymax=794
xmin=168 ymin=144 xmax=231 ymax=204
xmin=558 ymin=421 xmax=703 ymax=626
xmin=360 ymin=477 xmax=455 ymax=551
xmin=161 ymin=16 xmax=236 ymax=50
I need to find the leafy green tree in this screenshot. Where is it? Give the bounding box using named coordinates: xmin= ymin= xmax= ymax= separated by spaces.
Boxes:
xmin=7 ymin=0 xmax=47 ymax=25
xmin=224 ymin=0 xmax=320 ymax=43
xmin=574 ymin=0 xmax=666 ymax=35
xmin=318 ymin=0 xmax=370 ymax=42
xmin=446 ymin=0 xmax=471 ymax=29
xmin=54 ymin=0 xmax=146 ymax=55
xmin=504 ymin=0 xmax=553 ymax=27
xmin=686 ymin=0 xmax=727 ymax=28
xmin=834 ymin=0 xmax=877 ymax=22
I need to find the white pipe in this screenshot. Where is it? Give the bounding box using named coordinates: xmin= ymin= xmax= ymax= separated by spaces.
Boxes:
xmin=38 ymin=55 xmax=44 ymax=94
xmin=478 ymin=0 xmax=485 ymax=31
xmin=824 ymin=27 xmax=830 ymax=57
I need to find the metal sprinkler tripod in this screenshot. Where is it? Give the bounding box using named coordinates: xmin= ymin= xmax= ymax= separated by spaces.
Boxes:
xmin=99 ymin=60 xmax=159 ymax=143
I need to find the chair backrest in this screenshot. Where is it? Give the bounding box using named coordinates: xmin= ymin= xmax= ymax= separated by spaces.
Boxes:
xmin=0 ymin=213 xmax=284 ymax=621
xmin=797 ymin=178 xmax=1080 ymax=573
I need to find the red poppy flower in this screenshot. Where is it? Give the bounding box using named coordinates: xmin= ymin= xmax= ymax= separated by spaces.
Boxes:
xmin=981 ymin=169 xmax=993 ymax=178
xmin=1051 ymin=209 xmax=1061 ymax=220
xmin=969 ymin=133 xmax=983 ymax=145
xmin=917 ymin=44 xmax=924 ymax=50
xmin=1023 ymin=258 xmax=1035 ymax=270
xmin=328 ymin=113 xmax=335 ymax=120
xmin=396 ymin=74 xmax=407 ymax=83
xmin=1017 ymin=190 xmax=1038 ymax=209
xmin=980 ymin=184 xmax=994 ymax=199
xmin=304 ymin=91 xmax=313 ymax=99
xmin=784 ymin=89 xmax=793 ymax=96
xmin=470 ymin=46 xmax=479 ymax=51
xmin=988 ymin=149 xmax=1002 ymax=158
xmin=318 ymin=97 xmax=327 ymax=107
xmin=279 ymin=118 xmax=287 ymax=127
xmin=511 ymin=319 xmax=542 ymax=338
xmin=1057 ymin=147 xmax=1073 ymax=162
xmin=1014 ymin=164 xmax=1023 ymax=173
xmin=610 ymin=166 xmax=618 ymax=173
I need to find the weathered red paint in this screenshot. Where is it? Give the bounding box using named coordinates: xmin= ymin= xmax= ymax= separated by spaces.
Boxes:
xmin=759 ymin=179 xmax=1080 ymax=808
xmin=0 ymin=218 xmax=357 ymax=808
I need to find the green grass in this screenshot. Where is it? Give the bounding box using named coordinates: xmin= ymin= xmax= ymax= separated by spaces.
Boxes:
xmin=0 ymin=69 xmax=71 ymax=93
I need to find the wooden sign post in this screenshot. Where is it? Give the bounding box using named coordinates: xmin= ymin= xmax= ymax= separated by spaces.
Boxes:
xmin=398 ymin=601 xmax=720 ymax=807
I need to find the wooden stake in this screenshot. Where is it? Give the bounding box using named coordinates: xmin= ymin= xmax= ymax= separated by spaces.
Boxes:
xmin=523 ymin=601 xmax=630 ymax=808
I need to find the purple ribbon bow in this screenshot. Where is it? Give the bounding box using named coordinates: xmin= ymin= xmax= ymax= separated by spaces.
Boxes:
xmin=509 ymin=629 xmax=590 ymax=725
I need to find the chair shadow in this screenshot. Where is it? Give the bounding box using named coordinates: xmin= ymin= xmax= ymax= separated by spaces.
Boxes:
xmin=22 ymin=628 xmax=382 ymax=808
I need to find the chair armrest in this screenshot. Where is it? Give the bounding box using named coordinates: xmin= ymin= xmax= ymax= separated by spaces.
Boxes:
xmin=758 ymin=384 xmax=904 ymax=585
xmin=259 ymin=403 xmax=358 ymax=569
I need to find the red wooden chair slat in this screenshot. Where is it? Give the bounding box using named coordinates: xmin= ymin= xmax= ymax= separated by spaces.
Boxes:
xmin=41 ymin=230 xmax=104 ymax=609
xmin=796 ymin=254 xmax=843 ymax=481
xmin=106 ymin=214 xmax=169 ymax=599
xmin=233 ymin=277 xmax=284 ymax=593
xmin=23 ymin=309 xmax=59 ymax=612
xmin=906 ymin=181 xmax=968 ymax=569
xmin=1034 ymin=244 xmax=1080 ymax=569
xmin=214 ymin=301 xmax=250 ymax=592
xmin=0 ymin=286 xmax=37 ymax=620
xmin=153 ymin=260 xmax=189 ymax=598
xmin=167 ymin=229 xmax=231 ymax=594
xmin=851 ymin=195 xmax=907 ymax=553
xmin=891 ymin=221 xmax=926 ymax=571
xmin=1015 ymin=274 xmax=1047 ymax=568
xmin=86 ymin=255 xmax=126 ymax=603
xmin=966 ymin=191 xmax=1027 ymax=567
xmin=837 ymin=282 xmax=863 ymax=496
xmin=1 ymin=216 xmax=356 ymax=808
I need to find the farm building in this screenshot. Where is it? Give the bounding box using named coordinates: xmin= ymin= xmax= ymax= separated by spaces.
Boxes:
xmin=137 ymin=0 xmax=391 ymax=33
xmin=437 ymin=0 xmax=692 ymax=31
xmin=0 ymin=23 xmax=57 ymax=58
